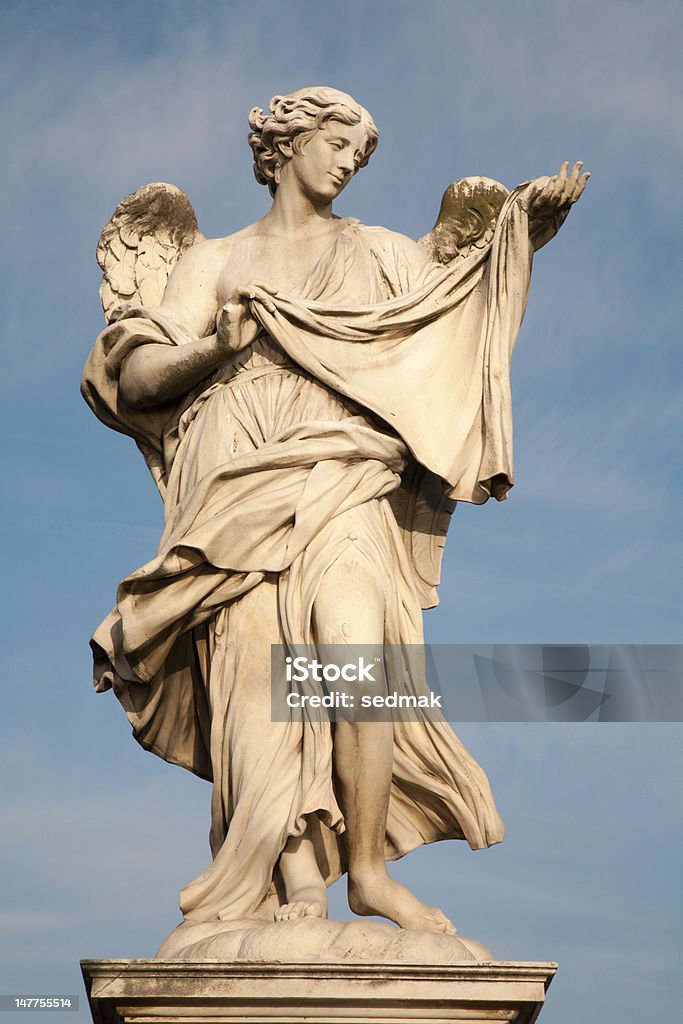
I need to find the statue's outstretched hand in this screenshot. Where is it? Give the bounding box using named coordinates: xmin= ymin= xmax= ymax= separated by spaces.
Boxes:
xmin=216 ymin=284 xmax=277 ymax=356
xmin=524 ymin=161 xmax=590 ymax=251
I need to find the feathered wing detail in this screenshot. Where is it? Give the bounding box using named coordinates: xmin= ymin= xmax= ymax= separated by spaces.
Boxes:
xmin=418 ymin=176 xmax=509 ymax=265
xmin=96 ymin=182 xmax=205 ymax=322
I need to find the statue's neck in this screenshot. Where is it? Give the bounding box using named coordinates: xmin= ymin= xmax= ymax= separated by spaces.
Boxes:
xmin=264 ymin=183 xmax=335 ymax=238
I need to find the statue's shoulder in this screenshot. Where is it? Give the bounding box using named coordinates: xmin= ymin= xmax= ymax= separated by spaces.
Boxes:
xmin=359 ymin=224 xmax=410 ymax=240
xmin=353 ymin=223 xmax=434 ymax=273
xmin=175 ymin=232 xmax=234 ymax=269
xmin=179 ymin=219 xmax=271 ymax=267
xmin=168 ymin=230 xmax=251 ymax=292
xmin=355 ymin=223 xmax=421 ymax=251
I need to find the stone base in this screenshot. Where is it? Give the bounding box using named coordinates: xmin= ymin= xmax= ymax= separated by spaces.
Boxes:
xmin=81 ymin=959 xmax=557 ymax=1023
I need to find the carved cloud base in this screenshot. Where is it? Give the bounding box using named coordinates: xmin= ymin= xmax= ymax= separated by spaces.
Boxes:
xmin=155 ymin=916 xmax=493 ymax=962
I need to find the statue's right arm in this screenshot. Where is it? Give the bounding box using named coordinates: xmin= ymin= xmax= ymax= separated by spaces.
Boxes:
xmin=119 ymin=239 xmax=235 ymax=409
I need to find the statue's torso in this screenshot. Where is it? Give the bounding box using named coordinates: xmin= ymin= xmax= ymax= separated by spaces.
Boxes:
xmin=216 ymin=217 xmax=355 ymax=303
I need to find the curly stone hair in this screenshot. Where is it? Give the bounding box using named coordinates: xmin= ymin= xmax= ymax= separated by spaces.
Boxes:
xmin=248 ymin=87 xmax=379 ymax=196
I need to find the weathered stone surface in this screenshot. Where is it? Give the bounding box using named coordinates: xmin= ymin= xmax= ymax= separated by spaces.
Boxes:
xmin=82 ymin=959 xmax=557 ymax=1024
xmin=83 ymin=85 xmax=587 ymax=941
xmin=155 ymin=916 xmax=492 ymax=962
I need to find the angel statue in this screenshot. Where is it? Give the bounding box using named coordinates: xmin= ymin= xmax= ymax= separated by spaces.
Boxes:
xmin=82 ymin=86 xmax=588 ymax=952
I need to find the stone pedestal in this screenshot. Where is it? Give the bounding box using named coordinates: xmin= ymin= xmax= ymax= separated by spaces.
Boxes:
xmin=81 ymin=959 xmax=557 ymax=1023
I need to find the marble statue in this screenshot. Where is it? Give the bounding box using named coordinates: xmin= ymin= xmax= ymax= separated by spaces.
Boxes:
xmin=82 ymin=87 xmax=588 ymax=949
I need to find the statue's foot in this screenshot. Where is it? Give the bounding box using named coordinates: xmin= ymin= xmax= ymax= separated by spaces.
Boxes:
xmin=275 ymin=885 xmax=328 ymax=923
xmin=348 ymin=871 xmax=457 ymax=936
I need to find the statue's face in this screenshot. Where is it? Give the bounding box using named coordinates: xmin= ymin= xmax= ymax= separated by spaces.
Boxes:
xmin=285 ymin=119 xmax=368 ymax=202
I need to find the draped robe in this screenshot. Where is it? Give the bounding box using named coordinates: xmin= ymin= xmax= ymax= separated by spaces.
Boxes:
xmin=82 ymin=189 xmax=532 ymax=923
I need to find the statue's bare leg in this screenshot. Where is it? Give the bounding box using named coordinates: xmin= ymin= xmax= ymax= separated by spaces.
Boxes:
xmin=276 ymin=821 xmax=328 ymax=922
xmin=313 ymin=547 xmax=456 ymax=936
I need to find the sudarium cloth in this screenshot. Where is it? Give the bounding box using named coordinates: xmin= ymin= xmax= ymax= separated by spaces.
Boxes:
xmin=82 ymin=191 xmax=531 ymax=923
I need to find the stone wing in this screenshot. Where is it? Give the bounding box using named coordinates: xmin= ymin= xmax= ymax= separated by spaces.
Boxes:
xmin=96 ymin=182 xmax=204 ymax=322
xmin=418 ymin=176 xmax=509 ymax=265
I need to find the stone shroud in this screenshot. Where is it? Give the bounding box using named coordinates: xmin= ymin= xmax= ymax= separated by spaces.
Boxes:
xmin=81 ymin=959 xmax=557 ymax=1024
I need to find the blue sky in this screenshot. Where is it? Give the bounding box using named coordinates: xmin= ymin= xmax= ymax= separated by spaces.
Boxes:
xmin=1 ymin=2 xmax=681 ymax=1022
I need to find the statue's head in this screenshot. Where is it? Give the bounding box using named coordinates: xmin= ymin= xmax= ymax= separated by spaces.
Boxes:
xmin=248 ymin=87 xmax=378 ymax=197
